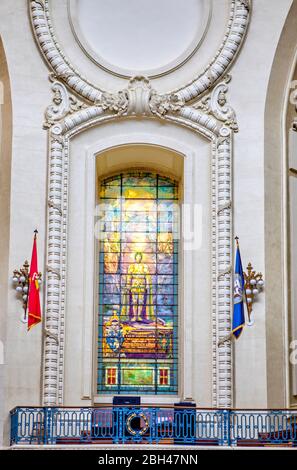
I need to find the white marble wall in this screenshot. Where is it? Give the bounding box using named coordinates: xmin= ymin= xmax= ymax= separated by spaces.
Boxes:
xmin=231 ymin=0 xmax=293 ymax=407
xmin=0 ymin=0 xmax=50 ymax=446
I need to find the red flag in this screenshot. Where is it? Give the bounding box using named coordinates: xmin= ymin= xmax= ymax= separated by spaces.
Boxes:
xmin=28 ymin=231 xmax=41 ymax=331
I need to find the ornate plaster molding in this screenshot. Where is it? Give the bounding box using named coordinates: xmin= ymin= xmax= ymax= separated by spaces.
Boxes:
xmin=291 ymin=87 xmax=297 ymax=131
xmin=30 ymin=0 xmax=251 ymax=105
xmin=44 ymin=75 xmax=236 ymax=141
xmin=100 ymin=91 xmax=129 ymax=116
xmin=44 ymin=75 xmax=188 ymax=130
xmin=126 ymin=76 xmax=152 ymax=116
xmin=43 ymin=134 xmax=64 ymax=405
xmin=239 ymin=0 xmax=251 ymax=11
xmin=150 ymin=91 xmax=185 ymax=119
xmin=33 ymin=0 xmax=249 ymax=408
xmin=41 ymin=76 xmax=234 ymax=408
xmin=173 ymin=0 xmax=251 ymax=102
xmin=216 ymin=127 xmax=233 ymax=408
xmin=30 ymin=0 xmax=103 ymax=102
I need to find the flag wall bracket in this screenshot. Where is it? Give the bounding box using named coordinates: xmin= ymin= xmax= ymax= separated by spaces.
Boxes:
xmin=11 ymin=259 xmax=42 ymax=324
xmin=244 ymin=262 xmax=264 ymax=325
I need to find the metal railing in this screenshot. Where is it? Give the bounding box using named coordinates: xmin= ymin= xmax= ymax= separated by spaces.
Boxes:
xmin=10 ymin=406 xmax=297 ymax=447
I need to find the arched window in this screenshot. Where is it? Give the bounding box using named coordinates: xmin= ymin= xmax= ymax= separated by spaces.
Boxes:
xmin=97 ymin=171 xmax=179 ymax=395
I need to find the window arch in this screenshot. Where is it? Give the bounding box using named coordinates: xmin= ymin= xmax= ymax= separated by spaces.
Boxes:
xmin=97 ymin=170 xmax=179 ymax=395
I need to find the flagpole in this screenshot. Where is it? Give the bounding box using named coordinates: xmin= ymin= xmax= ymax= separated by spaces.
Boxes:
xmin=235 ymin=236 xmax=251 ymax=323
xmin=218 ymin=236 xmax=240 ymax=346
xmin=24 ymin=229 xmax=38 ymax=324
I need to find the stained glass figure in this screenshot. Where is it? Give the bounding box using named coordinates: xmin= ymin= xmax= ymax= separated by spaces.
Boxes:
xmin=97 ymin=171 xmax=178 ymax=394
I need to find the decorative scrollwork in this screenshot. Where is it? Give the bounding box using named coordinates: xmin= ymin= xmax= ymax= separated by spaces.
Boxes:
xmin=30 ymin=0 xmax=251 ymax=104
xmin=44 ymin=81 xmax=69 ymax=128
xmin=210 ymin=80 xmax=238 ymax=132
xmin=44 ymin=80 xmax=87 ymax=129
xmin=95 ymin=76 xmax=185 ymax=118
xmin=194 ymin=76 xmax=238 ymax=132
xmin=69 ymin=95 xmax=87 ymax=114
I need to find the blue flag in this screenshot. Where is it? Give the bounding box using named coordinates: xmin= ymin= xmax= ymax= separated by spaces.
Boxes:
xmin=232 ymin=243 xmax=245 ymax=338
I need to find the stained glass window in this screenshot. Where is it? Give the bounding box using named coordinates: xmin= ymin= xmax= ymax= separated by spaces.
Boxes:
xmin=97 ymin=171 xmax=178 ymax=395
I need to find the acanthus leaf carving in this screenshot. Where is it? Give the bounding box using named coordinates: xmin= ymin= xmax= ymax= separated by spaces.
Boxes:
xmin=93 ymin=76 xmax=185 ymax=119
xmin=69 ymin=95 xmax=87 ymax=114
xmin=98 ymin=90 xmax=129 ymax=116
xmin=149 ymin=91 xmax=185 ymax=119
